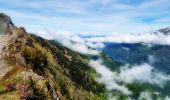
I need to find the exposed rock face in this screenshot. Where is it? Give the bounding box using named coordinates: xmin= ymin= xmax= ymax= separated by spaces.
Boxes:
xmin=0 ymin=60 xmax=12 ymax=79
xmin=0 ymin=13 xmax=14 ymax=34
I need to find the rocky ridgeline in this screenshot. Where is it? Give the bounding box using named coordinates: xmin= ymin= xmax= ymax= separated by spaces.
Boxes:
xmin=0 ymin=14 xmax=60 ymax=99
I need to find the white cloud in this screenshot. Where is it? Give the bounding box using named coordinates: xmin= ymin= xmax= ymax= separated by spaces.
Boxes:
xmin=165 ymin=96 xmax=170 ymax=100
xmin=118 ymin=63 xmax=170 ymax=85
xmin=84 ymin=33 xmax=170 ymax=45
xmin=139 ymin=91 xmax=170 ymax=100
xmin=86 ymin=42 xmax=105 ymax=49
xmin=35 ymin=30 xmax=103 ymax=55
xmin=138 ymin=91 xmax=153 ymax=100
xmin=89 ymin=60 xmax=131 ymax=95
xmin=88 ymin=59 xmax=170 ymax=98
xmin=64 ymin=42 xmax=99 ymax=55
xmin=148 ymin=55 xmax=156 ymax=64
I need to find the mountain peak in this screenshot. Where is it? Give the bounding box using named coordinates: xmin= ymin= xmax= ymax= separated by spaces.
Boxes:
xmin=0 ymin=13 xmax=14 ymax=34
xmin=155 ymin=27 xmax=170 ymax=35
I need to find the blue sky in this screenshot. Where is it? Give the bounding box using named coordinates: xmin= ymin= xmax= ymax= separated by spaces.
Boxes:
xmin=0 ymin=0 xmax=170 ymax=34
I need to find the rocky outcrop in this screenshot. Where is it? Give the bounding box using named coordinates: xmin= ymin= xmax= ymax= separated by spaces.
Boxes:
xmin=18 ymin=71 xmax=58 ymax=100
xmin=0 ymin=13 xmax=14 ymax=34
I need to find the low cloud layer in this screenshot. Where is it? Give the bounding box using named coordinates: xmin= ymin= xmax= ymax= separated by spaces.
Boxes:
xmin=119 ymin=63 xmax=170 ymax=85
xmin=35 ymin=31 xmax=170 ymax=98
xmin=89 ymin=60 xmax=170 ymax=95
xmin=35 ymin=30 xmax=104 ymax=55
xmin=89 ymin=60 xmax=131 ymax=95
xmin=139 ymin=91 xmax=170 ymax=100
xmin=84 ymin=33 xmax=170 ymax=45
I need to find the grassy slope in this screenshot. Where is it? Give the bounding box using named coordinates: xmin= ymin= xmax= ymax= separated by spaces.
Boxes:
xmin=32 ymin=35 xmax=107 ymax=99
xmin=0 ymin=28 xmax=107 ymax=100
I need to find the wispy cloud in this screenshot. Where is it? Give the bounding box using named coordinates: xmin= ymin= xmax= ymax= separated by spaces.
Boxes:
xmin=88 ymin=59 xmax=170 ymax=97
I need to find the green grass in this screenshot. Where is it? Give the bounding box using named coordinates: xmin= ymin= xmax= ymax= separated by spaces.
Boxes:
xmin=0 ymin=91 xmax=20 ymax=100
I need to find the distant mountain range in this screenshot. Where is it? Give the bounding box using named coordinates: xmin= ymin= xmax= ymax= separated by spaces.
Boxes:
xmin=103 ymin=43 xmax=170 ymax=74
xmin=155 ymin=27 xmax=170 ymax=35
xmin=100 ymin=29 xmax=170 ymax=99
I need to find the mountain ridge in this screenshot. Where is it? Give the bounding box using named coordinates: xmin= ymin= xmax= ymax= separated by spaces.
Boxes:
xmin=156 ymin=27 xmax=170 ymax=35
xmin=0 ymin=13 xmax=106 ymax=100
